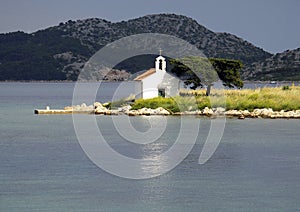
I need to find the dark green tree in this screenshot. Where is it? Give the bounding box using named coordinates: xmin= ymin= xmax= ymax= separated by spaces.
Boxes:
xmin=170 ymin=56 xmax=244 ymax=96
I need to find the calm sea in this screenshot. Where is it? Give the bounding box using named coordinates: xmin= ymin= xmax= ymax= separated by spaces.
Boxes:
xmin=0 ymin=82 xmax=300 ymax=212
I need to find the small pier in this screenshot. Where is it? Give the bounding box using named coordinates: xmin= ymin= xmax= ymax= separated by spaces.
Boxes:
xmin=34 ymin=106 xmax=93 ymax=115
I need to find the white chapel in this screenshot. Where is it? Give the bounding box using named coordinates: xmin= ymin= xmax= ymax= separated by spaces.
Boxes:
xmin=134 ymin=53 xmax=181 ymax=99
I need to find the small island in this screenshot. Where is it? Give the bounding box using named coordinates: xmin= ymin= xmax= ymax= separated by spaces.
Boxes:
xmin=35 ymin=85 xmax=300 ymax=119
xmin=34 ymin=55 xmax=300 ymax=119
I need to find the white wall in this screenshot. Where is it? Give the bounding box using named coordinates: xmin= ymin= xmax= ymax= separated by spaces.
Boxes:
xmin=140 ymin=71 xmax=180 ymax=99
xmin=159 ymin=73 xmax=180 ymax=97
xmin=141 ymin=71 xmax=163 ymax=99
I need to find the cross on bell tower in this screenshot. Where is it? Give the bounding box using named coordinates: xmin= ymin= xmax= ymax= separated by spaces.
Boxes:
xmin=159 ymin=48 xmax=162 ymax=56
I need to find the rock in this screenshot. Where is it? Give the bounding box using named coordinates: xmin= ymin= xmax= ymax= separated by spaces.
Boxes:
xmin=87 ymin=105 xmax=94 ymax=110
xmin=196 ymin=110 xmax=203 ymax=115
xmin=60 ymin=102 xmax=300 ymax=118
xmin=64 ymin=106 xmax=73 ymax=111
xmin=241 ymin=110 xmax=251 ymax=117
xmin=260 ymin=108 xmax=273 ymax=118
xmin=139 ymin=108 xmax=151 ymax=116
xmin=214 ymin=107 xmax=226 ymax=115
xmin=225 ymin=110 xmax=242 ymax=117
xmin=94 ymin=102 xmax=114 ymax=114
xmin=93 ymin=102 xmax=102 ymax=109
xmin=154 ymin=107 xmax=170 ymax=115
xmin=202 ymin=107 xmax=214 ymax=116
xmin=63 ymin=103 xmax=94 ymax=112
xmin=104 ymin=110 xmax=119 ymax=115
xmin=238 ymin=115 xmax=245 ymax=119
xmin=118 ymin=105 xmax=132 ymax=113
xmin=253 ymin=109 xmax=262 ymax=117
xmin=180 ymin=110 xmax=202 ymax=115
xmin=71 ymin=103 xmax=91 ymax=111
xmin=78 ymin=104 xmax=93 ymax=111
xmin=127 ymin=110 xmax=138 ymax=116
xmin=284 ymin=111 xmax=294 ymax=118
xmin=125 ymin=107 xmax=170 ymax=116
xmin=72 ymin=105 xmax=79 ymax=111
xmin=94 ymin=105 xmax=108 ymax=114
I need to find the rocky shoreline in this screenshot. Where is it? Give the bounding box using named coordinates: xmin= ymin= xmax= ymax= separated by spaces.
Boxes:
xmin=57 ymin=102 xmax=300 ymax=119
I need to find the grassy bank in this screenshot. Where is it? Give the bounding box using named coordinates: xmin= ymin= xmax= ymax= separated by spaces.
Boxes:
xmin=131 ymin=86 xmax=300 ymax=112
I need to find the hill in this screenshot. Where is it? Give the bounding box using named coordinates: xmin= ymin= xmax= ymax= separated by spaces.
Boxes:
xmin=0 ymin=13 xmax=284 ymax=81
xmin=243 ymin=48 xmax=300 ymax=81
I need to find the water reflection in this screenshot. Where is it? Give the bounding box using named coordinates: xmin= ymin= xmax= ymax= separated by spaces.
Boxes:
xmin=141 ymin=142 xmax=169 ymax=176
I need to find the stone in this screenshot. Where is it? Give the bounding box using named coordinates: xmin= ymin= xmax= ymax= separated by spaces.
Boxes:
xmin=238 ymin=115 xmax=245 ymax=120
xmin=225 ymin=110 xmax=242 ymax=117
xmin=214 ymin=107 xmax=226 ymax=115
xmin=260 ymin=108 xmax=273 ymax=118
xmin=94 ymin=102 xmax=102 ymax=109
xmin=181 ymin=111 xmax=201 ymax=115
xmin=118 ymin=105 xmax=132 ymax=113
xmin=127 ymin=110 xmax=138 ymax=116
xmin=94 ymin=105 xmax=108 ymax=114
xmin=154 ymin=107 xmax=170 ymax=115
xmin=64 ymin=106 xmax=73 ymax=111
xmin=125 ymin=107 xmax=170 ymax=116
xmin=241 ymin=110 xmax=251 ymax=117
xmin=202 ymin=107 xmax=214 ymax=116
xmin=73 ymin=105 xmax=81 ymax=111
xmin=253 ymin=109 xmax=262 ymax=117
xmin=87 ymin=105 xmax=94 ymax=111
xmin=195 ymin=110 xmax=203 ymax=115
xmin=139 ymin=108 xmax=151 ymax=116
xmin=104 ymin=110 xmax=118 ymax=115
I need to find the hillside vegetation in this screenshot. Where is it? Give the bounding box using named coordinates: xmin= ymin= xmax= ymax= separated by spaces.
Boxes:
xmin=0 ymin=14 xmax=273 ymax=81
xmin=243 ymin=48 xmax=300 ymax=80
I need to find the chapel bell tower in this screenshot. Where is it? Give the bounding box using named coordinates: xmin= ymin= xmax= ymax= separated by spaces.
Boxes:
xmin=155 ymin=49 xmax=166 ymax=72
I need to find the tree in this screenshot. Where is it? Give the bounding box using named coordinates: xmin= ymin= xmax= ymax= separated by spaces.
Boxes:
xmin=170 ymin=56 xmax=244 ymax=96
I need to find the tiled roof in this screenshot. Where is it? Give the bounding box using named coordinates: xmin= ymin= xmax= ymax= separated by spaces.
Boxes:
xmin=134 ymin=68 xmax=156 ymax=81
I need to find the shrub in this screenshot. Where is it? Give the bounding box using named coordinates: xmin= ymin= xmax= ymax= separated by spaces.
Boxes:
xmin=131 ymin=97 xmax=180 ymax=112
xmin=282 ymin=85 xmax=290 ymax=90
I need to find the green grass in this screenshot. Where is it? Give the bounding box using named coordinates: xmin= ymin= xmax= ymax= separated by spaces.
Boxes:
xmin=132 ymin=97 xmax=180 ymax=112
xmin=131 ymin=86 xmax=300 ymax=113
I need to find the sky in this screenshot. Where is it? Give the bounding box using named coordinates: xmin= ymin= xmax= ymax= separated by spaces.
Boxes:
xmin=0 ymin=0 xmax=299 ymax=54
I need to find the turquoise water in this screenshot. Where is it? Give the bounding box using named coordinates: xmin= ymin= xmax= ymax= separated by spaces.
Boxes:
xmin=1 ymin=82 xmax=300 ymax=211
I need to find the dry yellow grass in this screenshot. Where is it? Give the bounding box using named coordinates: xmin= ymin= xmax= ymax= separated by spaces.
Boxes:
xmin=179 ymin=86 xmax=300 ymax=111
